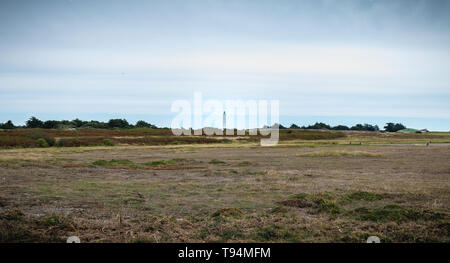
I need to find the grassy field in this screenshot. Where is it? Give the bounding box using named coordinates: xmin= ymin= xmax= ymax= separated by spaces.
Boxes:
xmin=0 ymin=130 xmax=449 ymax=242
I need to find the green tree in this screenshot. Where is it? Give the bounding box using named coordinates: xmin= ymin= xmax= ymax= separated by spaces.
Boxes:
xmin=108 ymin=119 xmax=130 ymax=129
xmin=26 ymin=117 xmax=43 ymax=128
xmin=393 ymin=123 xmax=406 ymax=132
xmin=71 ymin=118 xmax=86 ymax=128
xmin=304 ymin=122 xmax=331 ymax=130
xmin=135 ymin=120 xmax=157 ymax=128
xmin=0 ymin=120 xmax=15 ymax=129
xmin=384 ymin=122 xmax=405 ymax=132
xmin=332 ymin=125 xmax=349 ymax=130
xmin=43 ymin=120 xmax=60 ymax=129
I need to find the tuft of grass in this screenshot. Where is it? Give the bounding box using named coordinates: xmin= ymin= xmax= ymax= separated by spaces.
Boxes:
xmin=211 ymin=207 xmax=244 ymax=218
xmin=344 ymin=191 xmax=386 ymax=202
xmin=296 ymin=151 xmax=381 ymax=157
xmin=351 ymin=205 xmax=447 ymax=223
xmin=218 ymin=226 xmax=244 ymax=241
xmin=40 ymin=214 xmax=74 ymax=230
xmin=103 ymin=138 xmax=115 ymax=146
xmin=144 ymin=158 xmax=189 ymax=166
xmin=281 ymin=191 xmax=448 ymax=223
xmin=91 ymin=159 xmax=136 ymax=168
xmin=209 ymin=159 xmax=226 ymax=164
xmin=280 ymin=192 xmax=342 ymax=215
xmin=236 ymin=161 xmax=252 ymax=166
xmin=145 ymin=160 xmax=167 ymax=166
xmin=270 ymin=206 xmax=289 ymax=214
xmin=290 ymin=193 xmax=309 ymax=199
xmin=315 ymin=198 xmax=342 ymax=215
xmin=256 ymin=225 xmax=280 ymax=241
xmin=0 ymin=209 xmax=25 ymax=221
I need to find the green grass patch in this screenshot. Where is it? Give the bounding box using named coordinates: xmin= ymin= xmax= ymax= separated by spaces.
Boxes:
xmin=40 ymin=214 xmax=74 ymax=230
xmin=103 ymin=138 xmax=115 ymax=146
xmin=344 ymin=191 xmax=386 ymax=202
xmin=296 ymin=151 xmax=381 ymax=157
xmin=351 ymin=205 xmax=447 ymax=223
xmin=209 ymin=159 xmax=226 ymax=164
xmin=280 ymin=192 xmax=342 ymax=215
xmin=281 ymin=191 xmax=447 ymax=223
xmin=91 ymin=159 xmax=136 ymax=168
xmin=144 ymin=158 xmax=190 ymax=166
xmin=236 ymin=161 xmax=252 ymax=166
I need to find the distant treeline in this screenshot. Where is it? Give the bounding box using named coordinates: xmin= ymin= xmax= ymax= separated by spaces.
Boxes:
xmin=279 ymin=122 xmax=406 ymax=132
xmin=0 ymin=117 xmax=159 ymax=130
xmin=0 ymin=117 xmax=406 ymax=132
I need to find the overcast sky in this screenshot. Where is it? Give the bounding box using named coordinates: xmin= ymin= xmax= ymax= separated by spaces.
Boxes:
xmin=1 ymin=0 xmax=449 ymax=130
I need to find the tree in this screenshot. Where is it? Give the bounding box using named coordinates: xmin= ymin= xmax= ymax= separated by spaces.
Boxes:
xmin=289 ymin=124 xmax=300 ymax=129
xmin=108 ymin=119 xmax=130 ymax=129
xmin=135 ymin=120 xmax=157 ymax=128
xmin=384 ymin=122 xmax=406 ymax=132
xmin=0 ymin=120 xmax=15 ymax=129
xmin=363 ymin=124 xmax=379 ymax=131
xmin=303 ymin=122 xmax=331 ymax=130
xmin=82 ymin=121 xmax=108 ymax=129
xmin=393 ymin=123 xmax=406 ymax=132
xmin=332 ymin=125 xmax=349 ymax=131
xmin=71 ymin=118 xmax=86 ymax=128
xmin=384 ymin=123 xmax=395 ymax=132
xmin=351 ymin=124 xmax=363 ymax=130
xmin=43 ymin=120 xmax=59 ymax=129
xmin=26 ymin=116 xmax=43 ymax=128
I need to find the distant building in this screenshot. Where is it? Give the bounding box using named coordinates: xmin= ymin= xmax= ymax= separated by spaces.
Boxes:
xmin=397 ymin=128 xmax=420 ymax=133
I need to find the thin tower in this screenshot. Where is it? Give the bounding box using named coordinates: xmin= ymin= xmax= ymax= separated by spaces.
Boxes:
xmin=223 ymin=111 xmax=226 ymax=130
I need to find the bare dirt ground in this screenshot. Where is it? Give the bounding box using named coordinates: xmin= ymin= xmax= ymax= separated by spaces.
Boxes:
xmin=1 ymin=143 xmax=449 ymax=242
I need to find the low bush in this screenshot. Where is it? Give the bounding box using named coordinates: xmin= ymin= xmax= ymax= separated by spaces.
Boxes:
xmin=103 ymin=139 xmax=115 ymax=146
xmin=22 ymin=132 xmax=55 ymax=146
xmin=37 ymin=138 xmax=49 ymax=148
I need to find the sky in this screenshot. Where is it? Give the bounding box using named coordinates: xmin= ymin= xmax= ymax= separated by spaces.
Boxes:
xmin=0 ymin=0 xmax=449 ymax=130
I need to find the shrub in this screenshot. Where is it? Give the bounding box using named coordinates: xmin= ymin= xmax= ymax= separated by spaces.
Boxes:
xmin=37 ymin=138 xmax=49 ymax=148
xmin=57 ymin=138 xmax=81 ymax=147
xmin=22 ymin=132 xmax=55 ymax=146
xmin=103 ymin=139 xmax=114 ymax=146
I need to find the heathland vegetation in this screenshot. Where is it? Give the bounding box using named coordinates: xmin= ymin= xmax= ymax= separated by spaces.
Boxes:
xmin=0 ymin=117 xmax=421 ymax=149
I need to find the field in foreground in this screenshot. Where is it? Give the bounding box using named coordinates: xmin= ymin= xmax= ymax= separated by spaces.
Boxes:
xmin=0 ymin=133 xmax=449 ymax=242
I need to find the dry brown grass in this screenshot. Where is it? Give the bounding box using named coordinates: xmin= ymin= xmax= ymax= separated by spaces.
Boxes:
xmin=0 ymin=139 xmax=449 ymax=243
